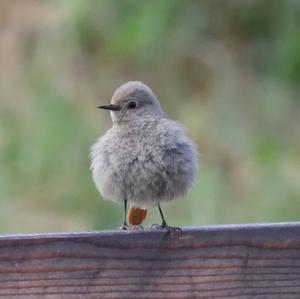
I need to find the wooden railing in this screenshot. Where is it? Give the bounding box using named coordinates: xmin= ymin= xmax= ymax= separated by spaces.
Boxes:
xmin=1 ymin=222 xmax=300 ymax=298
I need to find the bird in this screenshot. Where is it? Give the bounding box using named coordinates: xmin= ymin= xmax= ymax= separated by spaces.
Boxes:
xmin=90 ymin=81 xmax=198 ymax=230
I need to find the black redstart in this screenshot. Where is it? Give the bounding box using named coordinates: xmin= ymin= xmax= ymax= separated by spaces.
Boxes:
xmin=90 ymin=81 xmax=198 ymax=230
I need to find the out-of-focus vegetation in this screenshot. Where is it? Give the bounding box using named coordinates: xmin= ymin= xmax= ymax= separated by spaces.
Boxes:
xmin=0 ymin=0 xmax=299 ymax=233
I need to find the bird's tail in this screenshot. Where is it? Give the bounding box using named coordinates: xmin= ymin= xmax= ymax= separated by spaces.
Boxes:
xmin=127 ymin=206 xmax=147 ymax=226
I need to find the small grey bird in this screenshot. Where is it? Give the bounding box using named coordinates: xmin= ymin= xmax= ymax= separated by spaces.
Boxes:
xmin=90 ymin=81 xmax=198 ymax=229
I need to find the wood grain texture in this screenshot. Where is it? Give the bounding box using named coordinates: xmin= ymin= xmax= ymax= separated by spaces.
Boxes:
xmin=1 ymin=223 xmax=300 ymax=298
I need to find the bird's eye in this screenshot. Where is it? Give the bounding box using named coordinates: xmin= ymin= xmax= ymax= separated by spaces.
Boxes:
xmin=128 ymin=101 xmax=137 ymax=109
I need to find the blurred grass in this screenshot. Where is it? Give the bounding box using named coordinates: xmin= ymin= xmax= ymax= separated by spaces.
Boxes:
xmin=0 ymin=0 xmax=299 ymax=233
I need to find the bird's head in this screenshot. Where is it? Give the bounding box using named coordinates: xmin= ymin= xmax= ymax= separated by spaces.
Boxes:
xmin=98 ymin=81 xmax=164 ymax=124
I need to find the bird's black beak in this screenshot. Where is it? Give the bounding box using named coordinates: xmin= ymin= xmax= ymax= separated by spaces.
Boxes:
xmin=97 ymin=104 xmax=121 ymax=111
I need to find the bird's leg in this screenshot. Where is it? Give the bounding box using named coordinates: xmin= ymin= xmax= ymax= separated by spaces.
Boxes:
xmin=119 ymin=199 xmax=129 ymax=230
xmin=151 ymin=203 xmax=182 ymax=232
xmin=158 ymin=203 xmax=168 ymax=228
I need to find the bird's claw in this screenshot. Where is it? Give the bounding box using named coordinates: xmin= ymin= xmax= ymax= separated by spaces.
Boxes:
xmin=151 ymin=223 xmax=162 ymax=230
xmin=119 ymin=224 xmax=144 ymax=230
xmin=119 ymin=224 xmax=129 ymax=230
xmin=130 ymin=224 xmax=144 ymax=230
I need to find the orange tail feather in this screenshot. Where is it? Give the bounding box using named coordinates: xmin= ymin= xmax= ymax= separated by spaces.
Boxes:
xmin=127 ymin=206 xmax=147 ymax=226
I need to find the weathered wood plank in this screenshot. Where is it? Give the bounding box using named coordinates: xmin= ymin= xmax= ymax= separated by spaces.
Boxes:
xmin=1 ymin=223 xmax=300 ymax=298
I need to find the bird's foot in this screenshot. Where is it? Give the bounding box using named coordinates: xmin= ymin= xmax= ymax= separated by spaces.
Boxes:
xmin=119 ymin=224 xmax=129 ymax=230
xmin=151 ymin=223 xmax=162 ymax=230
xmin=130 ymin=224 xmax=144 ymax=230
xmin=119 ymin=224 xmax=144 ymax=231
xmin=151 ymin=223 xmax=182 ymax=233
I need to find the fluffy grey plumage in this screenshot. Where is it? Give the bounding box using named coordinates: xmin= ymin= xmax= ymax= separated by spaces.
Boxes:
xmin=90 ymin=81 xmax=198 ymax=218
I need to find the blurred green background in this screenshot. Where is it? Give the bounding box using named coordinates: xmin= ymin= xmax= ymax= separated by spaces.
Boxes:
xmin=0 ymin=0 xmax=299 ymax=233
